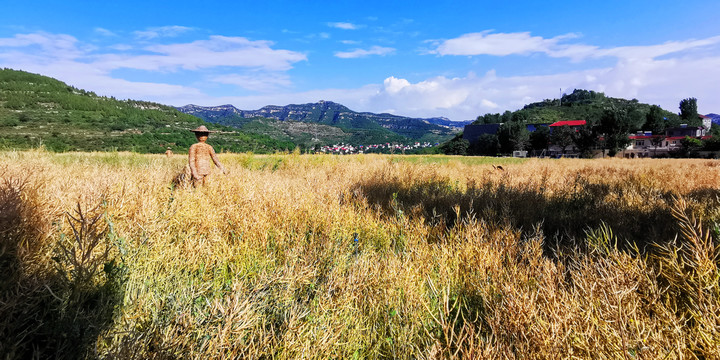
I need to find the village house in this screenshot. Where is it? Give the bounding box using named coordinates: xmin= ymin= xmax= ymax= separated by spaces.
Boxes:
xmin=548 ymin=120 xmax=586 ymax=132
xmin=544 ymin=120 xmax=586 ymax=156
xmin=625 ymin=132 xmax=663 ymax=157
xmin=622 ymin=115 xmax=714 ymax=157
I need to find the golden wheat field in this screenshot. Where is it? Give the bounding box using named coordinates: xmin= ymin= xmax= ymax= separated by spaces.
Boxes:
xmin=1 ymin=150 xmax=719 ymax=359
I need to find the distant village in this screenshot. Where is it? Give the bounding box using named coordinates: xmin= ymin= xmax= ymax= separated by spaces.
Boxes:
xmin=317 ymin=142 xmax=439 ymax=154
xmin=313 ymin=115 xmax=716 ymax=158
xmin=462 ymin=115 xmax=716 ymax=158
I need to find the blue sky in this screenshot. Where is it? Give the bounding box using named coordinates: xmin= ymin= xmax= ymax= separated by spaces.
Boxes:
xmin=1 ymin=0 xmax=719 ymax=120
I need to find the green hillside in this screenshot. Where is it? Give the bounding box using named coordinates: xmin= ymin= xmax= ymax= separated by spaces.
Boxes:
xmin=474 ymin=89 xmax=683 ymax=127
xmin=440 ymin=89 xmax=720 ymax=156
xmin=0 ymin=69 xmax=295 ymax=153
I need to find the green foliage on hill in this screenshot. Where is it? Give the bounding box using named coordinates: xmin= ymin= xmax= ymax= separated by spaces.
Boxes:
xmin=0 ymin=69 xmax=296 ymax=153
xmin=474 ymin=89 xmax=682 ymax=129
xmin=444 ymin=89 xmax=718 ymax=157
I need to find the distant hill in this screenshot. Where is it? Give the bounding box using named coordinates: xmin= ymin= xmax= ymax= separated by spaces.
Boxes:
xmin=473 ymin=89 xmax=681 ymax=128
xmin=0 ymin=69 xmax=295 ymax=153
xmin=440 ymin=89 xmax=709 ymax=156
xmin=177 ymin=101 xmax=462 ymax=146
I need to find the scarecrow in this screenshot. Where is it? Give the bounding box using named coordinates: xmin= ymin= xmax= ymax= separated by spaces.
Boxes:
xmin=188 ymin=125 xmax=228 ymax=186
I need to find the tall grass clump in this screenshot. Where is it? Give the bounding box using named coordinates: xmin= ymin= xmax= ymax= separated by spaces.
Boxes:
xmin=0 ymin=170 xmax=57 ymax=358
xmin=0 ymin=163 xmax=125 ymax=359
xmin=1 ymin=151 xmax=719 ymax=358
xmin=653 ymin=198 xmax=720 ymax=357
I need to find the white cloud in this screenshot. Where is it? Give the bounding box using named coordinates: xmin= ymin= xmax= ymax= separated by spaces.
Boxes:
xmin=434 ymin=31 xmax=720 ymax=63
xmin=480 ymin=99 xmax=498 ymax=109
xmin=108 ymin=44 xmax=133 ymax=51
xmin=383 ymin=76 xmax=411 ymax=93
xmin=0 ymin=32 xmax=306 ymax=104
xmin=95 ymin=36 xmax=307 ymax=72
xmin=328 ymin=22 xmax=359 ymax=30
xmin=78 ymin=74 xmax=205 ymax=100
xmin=355 ymin=52 xmax=720 ymax=119
xmin=209 ymin=72 xmax=292 ymax=93
xmin=0 ymin=32 xmax=82 ymax=60
xmin=434 ymin=31 xmax=572 ymax=56
xmin=133 ymin=25 xmax=194 ymax=40
xmin=340 ymin=40 xmax=361 ymax=45
xmin=335 ymin=45 xmax=395 ymax=58
xmin=587 ymin=36 xmax=720 ymax=60
xmin=94 ymin=27 xmax=117 ymax=37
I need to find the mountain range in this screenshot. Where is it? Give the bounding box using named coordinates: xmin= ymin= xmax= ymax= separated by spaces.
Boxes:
xmin=177 ymin=101 xmax=470 ymax=146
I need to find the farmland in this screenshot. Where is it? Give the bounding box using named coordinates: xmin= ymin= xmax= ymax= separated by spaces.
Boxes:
xmin=1 ymin=150 xmax=719 ymax=359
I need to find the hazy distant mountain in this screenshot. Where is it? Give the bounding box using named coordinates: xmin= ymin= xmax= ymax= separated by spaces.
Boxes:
xmin=177 ymin=101 xmax=463 ymax=145
xmin=706 ymin=113 xmax=720 ymax=125
xmin=424 ymin=117 xmax=474 ymax=128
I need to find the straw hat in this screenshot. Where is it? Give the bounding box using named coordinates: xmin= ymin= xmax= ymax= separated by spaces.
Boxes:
xmin=190 ymin=125 xmax=216 ymax=133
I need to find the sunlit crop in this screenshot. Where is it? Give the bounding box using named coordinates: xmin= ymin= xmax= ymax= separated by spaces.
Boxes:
xmin=1 ymin=150 xmax=719 ymax=359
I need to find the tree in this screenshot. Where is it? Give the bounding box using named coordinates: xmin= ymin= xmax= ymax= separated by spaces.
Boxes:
xmin=709 ymin=123 xmax=720 ymax=137
xmin=469 ymin=133 xmax=500 ymax=156
xmin=561 ymin=89 xmax=606 ymax=105
xmin=440 ymin=135 xmax=469 ymax=155
xmin=5 ymin=96 xmax=24 ymax=109
xmin=650 ymin=135 xmax=666 ymax=157
xmin=605 ymin=133 xmax=632 ymax=157
xmin=511 ymin=110 xmax=529 ymax=123
xmin=644 ymin=105 xmax=666 ymax=134
xmin=627 ymin=108 xmax=646 ymax=130
xmin=497 ymin=121 xmax=529 ymax=153
xmin=572 ymin=124 xmax=598 ymax=156
xmin=599 ymin=107 xmax=632 ymax=156
xmin=680 ymin=136 xmax=702 ymax=156
xmin=702 ymin=136 xmax=720 ymax=151
xmin=476 ymin=113 xmax=501 ymax=124
xmin=551 ymin=125 xmax=575 ymax=154
xmin=500 ymin=110 xmax=513 ymax=123
xmin=529 ymin=126 xmax=550 ymax=152
xmin=679 ymin=97 xmax=699 ymax=123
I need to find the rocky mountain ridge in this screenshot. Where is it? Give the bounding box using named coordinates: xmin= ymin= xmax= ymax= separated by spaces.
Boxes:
xmin=176 ymin=101 xmax=467 ymax=145
xmin=178 ymin=101 xmax=471 ymax=129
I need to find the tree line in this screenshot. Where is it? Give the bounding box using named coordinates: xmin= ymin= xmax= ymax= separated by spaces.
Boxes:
xmin=442 ymin=90 xmax=719 ymax=157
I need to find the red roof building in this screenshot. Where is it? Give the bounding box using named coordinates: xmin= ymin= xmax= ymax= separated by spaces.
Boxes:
xmin=549 ymin=120 xmax=587 ymax=127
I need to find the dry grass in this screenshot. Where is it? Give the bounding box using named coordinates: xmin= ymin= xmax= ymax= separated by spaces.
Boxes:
xmin=1 ymin=150 xmax=719 ymax=359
